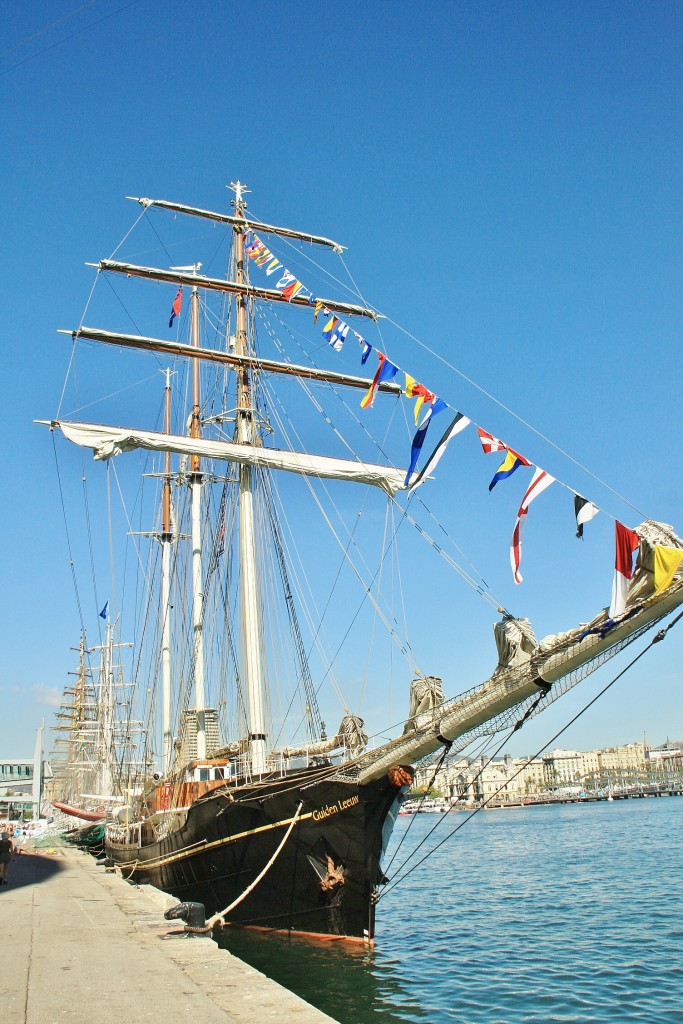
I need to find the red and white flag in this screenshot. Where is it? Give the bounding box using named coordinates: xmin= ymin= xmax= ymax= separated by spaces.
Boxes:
xmin=510 ymin=468 xmax=555 ymax=584
xmin=609 ymin=522 xmax=641 ymax=618
xmin=477 ymin=426 xmax=507 ymax=455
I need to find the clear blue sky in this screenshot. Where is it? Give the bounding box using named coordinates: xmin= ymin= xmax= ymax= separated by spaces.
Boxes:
xmin=1 ymin=0 xmax=681 ymax=760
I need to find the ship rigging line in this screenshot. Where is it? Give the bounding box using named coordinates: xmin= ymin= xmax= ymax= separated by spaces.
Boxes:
xmin=0 ymin=0 xmax=144 ymax=79
xmin=383 ymin=685 xmax=550 ymax=879
xmin=330 ymin=248 xmax=648 ymax=522
xmin=251 ymin=330 xmax=424 ymax=683
xmin=51 ymin=434 xmax=85 ymax=633
xmin=291 ymin=232 xmax=649 ymax=525
xmin=255 ymin=301 xmax=503 ymax=612
xmin=379 ymin=609 xmax=683 ymax=900
xmin=118 ymin=198 xmax=644 ymax=522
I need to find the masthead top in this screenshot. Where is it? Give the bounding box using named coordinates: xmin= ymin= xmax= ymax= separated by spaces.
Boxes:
xmin=229 ymin=180 xmax=250 ymax=210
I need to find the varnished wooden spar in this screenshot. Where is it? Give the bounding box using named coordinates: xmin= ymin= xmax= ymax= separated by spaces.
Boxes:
xmin=52 ymin=801 xmax=105 ymax=821
xmin=59 ymin=327 xmax=404 ymax=396
xmin=92 ymin=259 xmax=377 ymax=320
xmin=127 ymin=195 xmax=346 ymax=251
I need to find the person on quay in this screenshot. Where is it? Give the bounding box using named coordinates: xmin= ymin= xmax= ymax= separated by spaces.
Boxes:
xmin=0 ymin=833 xmax=14 ymax=884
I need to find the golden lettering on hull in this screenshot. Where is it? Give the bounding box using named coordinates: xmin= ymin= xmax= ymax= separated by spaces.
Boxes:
xmin=312 ymin=793 xmax=360 ymax=822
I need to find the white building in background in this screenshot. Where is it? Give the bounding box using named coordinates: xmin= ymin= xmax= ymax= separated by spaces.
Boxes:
xmin=542 ymin=749 xmax=584 ymax=786
xmin=511 ymin=755 xmax=545 ymax=794
xmin=647 ymin=743 xmax=683 ymax=769
xmin=416 ymin=754 xmax=546 ymax=805
xmin=412 ymin=737 xmax=676 ymax=804
xmin=0 ymin=724 xmax=50 ymax=820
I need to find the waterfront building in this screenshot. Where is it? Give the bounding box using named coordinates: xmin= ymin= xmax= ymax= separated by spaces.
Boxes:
xmin=646 ymin=743 xmax=683 ymax=769
xmin=477 ymin=757 xmax=517 ymax=803
xmin=580 ymin=749 xmax=601 ymax=778
xmin=417 ymin=754 xmax=547 ymax=805
xmin=510 ymin=756 xmax=546 ymax=795
xmin=412 ymin=737 xmax=680 ymax=805
xmin=542 ymin=749 xmax=584 ymax=786
xmin=0 ymin=760 xmax=36 ymax=818
xmin=598 ymin=741 xmax=647 ymax=772
xmin=0 ymin=726 xmax=50 ymax=820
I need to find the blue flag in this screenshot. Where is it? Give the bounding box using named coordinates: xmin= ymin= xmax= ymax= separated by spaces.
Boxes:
xmin=99 ymin=601 xmax=109 ymax=620
xmin=404 ymin=399 xmax=448 ymax=486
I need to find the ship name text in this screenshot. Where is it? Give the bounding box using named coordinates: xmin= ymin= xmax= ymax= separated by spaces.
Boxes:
xmin=312 ymin=794 xmax=360 ymax=821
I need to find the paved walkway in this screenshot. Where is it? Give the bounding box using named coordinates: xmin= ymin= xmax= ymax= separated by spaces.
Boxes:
xmin=0 ymin=845 xmax=338 ymax=1024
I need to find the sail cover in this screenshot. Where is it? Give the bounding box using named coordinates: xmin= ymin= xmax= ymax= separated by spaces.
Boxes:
xmin=54 ymin=421 xmax=409 ymax=497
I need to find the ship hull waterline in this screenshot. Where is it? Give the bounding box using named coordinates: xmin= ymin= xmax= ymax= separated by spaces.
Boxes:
xmin=107 ymin=771 xmax=404 ymax=945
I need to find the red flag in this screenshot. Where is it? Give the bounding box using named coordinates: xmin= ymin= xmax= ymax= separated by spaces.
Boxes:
xmin=282 ymin=280 xmax=303 ymax=301
xmin=609 ymin=522 xmax=640 ymax=617
xmin=169 ymin=286 xmax=183 ymax=328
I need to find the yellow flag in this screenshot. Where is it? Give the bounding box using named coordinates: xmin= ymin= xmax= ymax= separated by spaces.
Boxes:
xmin=654 ymin=545 xmax=683 ymax=592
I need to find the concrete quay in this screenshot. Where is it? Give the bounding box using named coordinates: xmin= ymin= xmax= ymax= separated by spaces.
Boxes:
xmin=0 ymin=844 xmax=339 ymax=1024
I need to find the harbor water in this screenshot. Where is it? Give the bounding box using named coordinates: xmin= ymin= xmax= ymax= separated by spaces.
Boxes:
xmin=215 ymin=796 xmax=683 ymax=1023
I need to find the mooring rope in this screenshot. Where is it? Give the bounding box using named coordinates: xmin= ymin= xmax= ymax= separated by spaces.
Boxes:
xmin=199 ymin=799 xmax=305 ymax=931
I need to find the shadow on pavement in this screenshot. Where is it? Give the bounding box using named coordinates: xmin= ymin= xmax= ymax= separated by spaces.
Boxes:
xmin=0 ymin=851 xmax=68 ymax=892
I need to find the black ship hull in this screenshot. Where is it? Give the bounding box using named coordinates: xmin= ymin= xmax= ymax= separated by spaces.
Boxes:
xmin=107 ymin=769 xmax=404 ymax=943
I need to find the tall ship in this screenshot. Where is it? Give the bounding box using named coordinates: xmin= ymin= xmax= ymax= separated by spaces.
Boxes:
xmin=48 ymin=630 xmax=142 ymax=830
xmin=42 ymin=182 xmax=683 ymax=944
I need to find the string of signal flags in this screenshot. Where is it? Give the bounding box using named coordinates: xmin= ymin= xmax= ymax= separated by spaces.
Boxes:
xmin=165 ymin=231 xmax=683 ymax=609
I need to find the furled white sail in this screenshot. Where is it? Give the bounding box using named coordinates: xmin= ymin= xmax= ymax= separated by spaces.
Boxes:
xmin=52 ymin=420 xmax=409 ymax=497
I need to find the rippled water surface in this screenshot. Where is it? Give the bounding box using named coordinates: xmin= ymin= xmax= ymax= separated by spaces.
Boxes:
xmin=215 ymin=798 xmax=683 ymax=1023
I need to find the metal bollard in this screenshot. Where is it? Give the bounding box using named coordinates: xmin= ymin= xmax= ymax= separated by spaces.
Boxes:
xmin=164 ymin=901 xmax=207 ymax=932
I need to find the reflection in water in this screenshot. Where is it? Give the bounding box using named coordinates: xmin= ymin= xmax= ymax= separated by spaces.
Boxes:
xmin=214 ymin=800 xmax=683 ymax=1024
xmin=215 ymin=925 xmax=428 ymax=1023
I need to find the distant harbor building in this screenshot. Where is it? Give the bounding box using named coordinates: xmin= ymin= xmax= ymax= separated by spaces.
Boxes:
xmin=477 ymin=756 xmax=515 ymax=803
xmin=543 ymin=744 xmax=647 ymax=785
xmin=511 ymin=755 xmax=545 ymax=794
xmin=415 ymin=755 xmax=547 ymax=804
xmin=1 ymin=760 xmax=37 ymax=819
xmin=0 ymin=726 xmax=50 ymax=819
xmin=177 ymin=709 xmax=221 ymax=765
xmin=647 ymin=744 xmax=683 ymax=769
xmin=542 ymin=749 xmax=584 ymax=786
xmin=598 ymin=742 xmax=646 ymax=772
xmin=413 ymin=737 xmax=681 ymax=805
xmin=580 ymin=748 xmax=601 ymax=778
